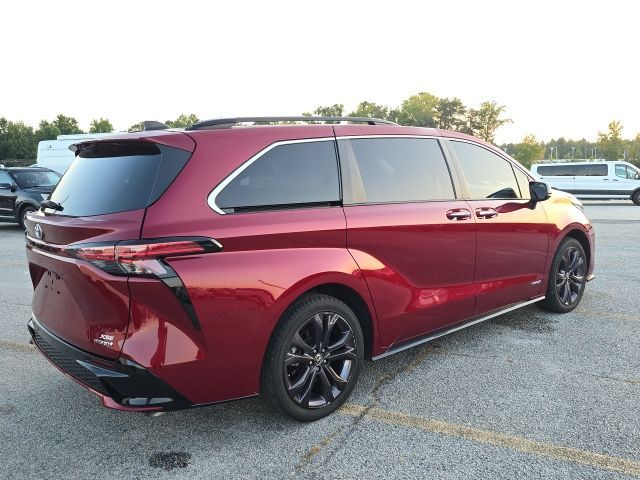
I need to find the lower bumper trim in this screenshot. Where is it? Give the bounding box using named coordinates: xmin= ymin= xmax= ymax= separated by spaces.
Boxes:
xmin=28 ymin=316 xmax=191 ymax=412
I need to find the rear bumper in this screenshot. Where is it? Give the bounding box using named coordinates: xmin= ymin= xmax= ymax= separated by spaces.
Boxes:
xmin=28 ymin=316 xmax=191 ymax=412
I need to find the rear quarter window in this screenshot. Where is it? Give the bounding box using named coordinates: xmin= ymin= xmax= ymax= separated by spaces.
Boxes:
xmin=214 ymin=140 xmax=340 ymax=213
xmin=47 ymin=141 xmax=190 ymax=217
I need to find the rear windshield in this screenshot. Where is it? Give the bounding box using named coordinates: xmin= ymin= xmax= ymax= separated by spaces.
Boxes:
xmin=47 ymin=141 xmax=190 ymax=217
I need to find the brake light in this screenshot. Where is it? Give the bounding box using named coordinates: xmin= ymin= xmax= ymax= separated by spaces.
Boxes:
xmin=67 ymin=237 xmax=221 ymax=277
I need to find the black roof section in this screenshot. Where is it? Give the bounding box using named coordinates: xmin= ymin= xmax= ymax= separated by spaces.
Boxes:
xmin=185 ymin=116 xmax=397 ymax=131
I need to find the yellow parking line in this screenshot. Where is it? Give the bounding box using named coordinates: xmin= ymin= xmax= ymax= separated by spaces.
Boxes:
xmin=340 ymin=404 xmax=640 ymax=477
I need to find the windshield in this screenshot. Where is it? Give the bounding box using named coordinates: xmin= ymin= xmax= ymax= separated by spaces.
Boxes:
xmin=11 ymin=170 xmax=61 ymax=188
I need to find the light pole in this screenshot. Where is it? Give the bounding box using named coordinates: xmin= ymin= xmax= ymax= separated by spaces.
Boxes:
xmin=571 ymin=146 xmax=575 ymax=160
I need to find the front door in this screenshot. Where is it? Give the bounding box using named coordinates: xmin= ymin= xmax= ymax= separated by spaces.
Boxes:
xmin=0 ymin=171 xmax=17 ymax=216
xmin=448 ymin=140 xmax=550 ymax=315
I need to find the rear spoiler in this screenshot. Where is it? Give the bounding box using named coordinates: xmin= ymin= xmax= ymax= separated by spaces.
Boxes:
xmin=68 ymin=121 xmax=170 ymax=153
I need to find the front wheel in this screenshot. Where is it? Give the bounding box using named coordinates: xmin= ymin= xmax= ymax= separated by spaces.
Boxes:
xmin=538 ymin=238 xmax=587 ymax=313
xmin=632 ymin=190 xmax=640 ymax=206
xmin=19 ymin=205 xmax=36 ymax=229
xmin=261 ymin=293 xmax=364 ymax=422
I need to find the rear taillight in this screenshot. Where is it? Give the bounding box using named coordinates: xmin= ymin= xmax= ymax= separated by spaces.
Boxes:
xmin=67 ymin=237 xmax=222 ymax=278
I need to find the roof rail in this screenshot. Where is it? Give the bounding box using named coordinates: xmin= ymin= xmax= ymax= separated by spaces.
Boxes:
xmin=185 ymin=116 xmax=397 ymax=131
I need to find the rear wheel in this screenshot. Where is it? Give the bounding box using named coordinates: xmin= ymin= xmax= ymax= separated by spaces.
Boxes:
xmin=632 ymin=190 xmax=640 ymax=206
xmin=538 ymin=238 xmax=587 ymax=313
xmin=261 ymin=293 xmax=364 ymax=422
xmin=19 ymin=205 xmax=36 ymax=229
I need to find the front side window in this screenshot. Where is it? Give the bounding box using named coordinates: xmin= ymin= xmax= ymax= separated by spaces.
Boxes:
xmin=215 ymin=140 xmax=340 ymax=213
xmin=450 ymin=141 xmax=521 ymax=199
xmin=615 ymin=164 xmax=627 ymax=178
xmin=0 ymin=171 xmax=13 ymax=186
xmin=338 ymin=137 xmax=455 ymax=204
xmin=627 ymin=165 xmax=640 ymax=180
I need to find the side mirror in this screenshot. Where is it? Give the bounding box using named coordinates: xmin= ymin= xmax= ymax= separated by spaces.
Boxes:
xmin=0 ymin=182 xmax=13 ymax=190
xmin=530 ymin=181 xmax=551 ymax=202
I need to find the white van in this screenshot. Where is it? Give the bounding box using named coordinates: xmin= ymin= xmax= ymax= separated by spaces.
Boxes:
xmin=531 ymin=161 xmax=640 ymax=205
xmin=37 ymin=133 xmax=118 ymax=174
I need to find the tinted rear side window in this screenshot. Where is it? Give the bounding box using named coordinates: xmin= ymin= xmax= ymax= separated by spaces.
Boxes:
xmin=48 ymin=141 xmax=190 ymax=217
xmin=215 ymin=140 xmax=340 ymax=213
xmin=537 ymin=164 xmax=607 ymax=176
xmin=451 ymin=141 xmax=521 ymax=199
xmin=338 ymin=137 xmax=454 ymax=204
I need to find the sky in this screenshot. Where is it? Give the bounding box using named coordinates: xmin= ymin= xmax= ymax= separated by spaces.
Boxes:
xmin=1 ymin=0 xmax=638 ymax=144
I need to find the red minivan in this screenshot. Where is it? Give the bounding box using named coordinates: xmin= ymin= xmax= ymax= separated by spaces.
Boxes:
xmin=25 ymin=117 xmax=595 ymax=421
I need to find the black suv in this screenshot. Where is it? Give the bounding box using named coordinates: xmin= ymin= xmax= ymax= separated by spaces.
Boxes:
xmin=0 ymin=167 xmax=61 ymax=227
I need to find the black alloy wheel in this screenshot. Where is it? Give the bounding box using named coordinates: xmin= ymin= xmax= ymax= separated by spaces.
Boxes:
xmin=539 ymin=238 xmax=587 ymax=313
xmin=284 ymin=311 xmax=356 ymax=408
xmin=555 ymin=245 xmax=586 ymax=306
xmin=262 ymin=294 xmax=363 ymax=421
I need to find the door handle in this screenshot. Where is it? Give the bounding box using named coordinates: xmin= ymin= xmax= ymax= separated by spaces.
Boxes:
xmin=446 ymin=209 xmax=471 ymax=221
xmin=475 ymin=208 xmax=498 ymax=219
xmin=612 ymin=179 xmax=620 ymax=181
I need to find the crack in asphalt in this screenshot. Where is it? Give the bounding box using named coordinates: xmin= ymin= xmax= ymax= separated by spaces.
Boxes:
xmin=293 ymin=345 xmax=434 ymax=477
xmin=0 ymin=339 xmax=35 ymax=353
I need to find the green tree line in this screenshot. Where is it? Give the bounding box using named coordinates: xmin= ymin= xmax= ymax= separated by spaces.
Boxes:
xmin=501 ymin=121 xmax=640 ymax=169
xmin=2 ymin=101 xmax=639 ymax=171
xmin=304 ymin=93 xmax=512 ymax=143
xmin=0 ymin=114 xmax=199 ymax=164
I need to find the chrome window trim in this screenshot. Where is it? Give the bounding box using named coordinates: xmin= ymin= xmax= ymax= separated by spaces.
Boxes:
xmin=207 ymin=137 xmax=336 ymax=215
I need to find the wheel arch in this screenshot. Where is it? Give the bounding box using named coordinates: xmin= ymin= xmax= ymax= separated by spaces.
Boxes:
xmin=563 ymin=228 xmax=591 ymax=271
xmin=17 ymin=201 xmax=39 ymax=223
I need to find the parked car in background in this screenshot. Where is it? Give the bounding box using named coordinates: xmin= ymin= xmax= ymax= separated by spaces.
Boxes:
xmin=0 ymin=167 xmax=61 ymax=227
xmin=37 ymin=132 xmax=117 ymax=174
xmin=531 ymin=161 xmax=640 ymax=205
xmin=24 ymin=116 xmax=595 ymax=421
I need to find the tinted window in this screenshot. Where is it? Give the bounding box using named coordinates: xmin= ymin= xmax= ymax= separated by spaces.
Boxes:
xmin=48 ymin=142 xmax=190 ymax=217
xmin=0 ymin=171 xmax=13 ymax=185
xmin=451 ymin=141 xmax=520 ymax=199
xmin=578 ymin=164 xmax=608 ymax=176
xmin=11 ymin=171 xmax=60 ymax=188
xmin=537 ymin=164 xmax=607 ymax=176
xmin=338 ymin=137 xmax=454 ymax=204
xmin=216 ymin=140 xmax=340 ymax=213
xmin=537 ymin=165 xmax=576 ymax=176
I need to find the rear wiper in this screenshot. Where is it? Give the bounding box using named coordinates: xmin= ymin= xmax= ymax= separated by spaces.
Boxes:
xmin=40 ymin=200 xmax=64 ymax=211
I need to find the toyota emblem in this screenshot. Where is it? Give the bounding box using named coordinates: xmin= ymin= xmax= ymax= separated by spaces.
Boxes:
xmin=34 ymin=224 xmax=43 ymax=240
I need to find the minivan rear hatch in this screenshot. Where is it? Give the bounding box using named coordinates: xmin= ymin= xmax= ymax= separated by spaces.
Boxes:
xmin=24 ymin=134 xmax=194 ymax=359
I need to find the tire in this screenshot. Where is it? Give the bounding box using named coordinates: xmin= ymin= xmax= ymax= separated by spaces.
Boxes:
xmin=538 ymin=238 xmax=587 ymax=313
xmin=19 ymin=205 xmax=36 ymax=229
xmin=632 ymin=190 xmax=640 ymax=206
xmin=261 ymin=293 xmax=364 ymax=422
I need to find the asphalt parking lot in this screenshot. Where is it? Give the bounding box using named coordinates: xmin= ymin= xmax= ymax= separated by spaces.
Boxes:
xmin=1 ymin=202 xmax=639 ymax=480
